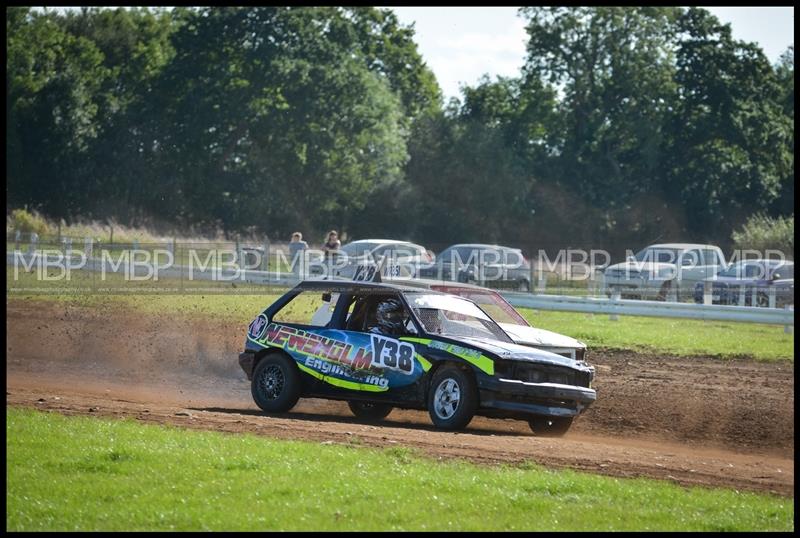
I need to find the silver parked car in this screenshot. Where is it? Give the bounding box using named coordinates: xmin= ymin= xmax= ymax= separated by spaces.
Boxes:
xmin=603 ymin=243 xmax=725 ymax=301
xmin=334 ymin=239 xmax=432 ymax=279
xmin=419 ymin=244 xmax=532 ymax=292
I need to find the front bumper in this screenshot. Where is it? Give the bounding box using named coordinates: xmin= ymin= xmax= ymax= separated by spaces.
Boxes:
xmin=477 ymin=376 xmax=597 ymax=418
xmin=604 ymin=277 xmax=667 ymax=299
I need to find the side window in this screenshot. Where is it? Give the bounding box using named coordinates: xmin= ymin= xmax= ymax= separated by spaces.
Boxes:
xmin=479 ymin=248 xmax=502 ymax=265
xmin=391 ymin=245 xmax=417 ymax=260
xmin=455 ymin=247 xmax=479 ymax=265
xmin=345 ymin=292 xmax=416 ymax=335
xmin=272 ymin=290 xmax=338 ymax=327
xmin=504 ymin=248 xmax=525 ymax=267
xmin=681 ymin=250 xmax=701 ymax=266
xmin=656 ymin=250 xmax=677 ymax=263
xmin=776 ymin=264 xmax=793 ymax=279
xmin=701 ymin=249 xmax=721 ymax=266
xmin=744 ymin=263 xmax=762 ymax=278
xmin=371 ymin=245 xmax=391 ymax=259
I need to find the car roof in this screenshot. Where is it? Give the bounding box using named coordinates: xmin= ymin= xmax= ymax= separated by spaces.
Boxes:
xmin=442 ymin=243 xmax=520 ymax=251
xmin=730 ymin=259 xmax=793 ymax=266
xmin=645 ymin=243 xmax=720 ymax=250
xmin=293 ymin=277 xmax=448 ymax=294
xmin=346 ymin=239 xmax=415 ymax=245
xmin=390 ymin=277 xmax=490 ymax=291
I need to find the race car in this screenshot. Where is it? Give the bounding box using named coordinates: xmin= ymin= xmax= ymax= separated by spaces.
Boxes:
xmin=238 ymin=279 xmax=596 ymax=436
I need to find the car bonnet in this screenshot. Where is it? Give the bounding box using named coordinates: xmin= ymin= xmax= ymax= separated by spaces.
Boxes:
xmin=456 ymin=336 xmax=588 ymax=369
xmin=498 ymin=323 xmax=585 ymax=349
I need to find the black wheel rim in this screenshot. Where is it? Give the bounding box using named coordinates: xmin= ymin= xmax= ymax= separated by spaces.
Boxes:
xmin=259 ymin=364 xmax=285 ymax=400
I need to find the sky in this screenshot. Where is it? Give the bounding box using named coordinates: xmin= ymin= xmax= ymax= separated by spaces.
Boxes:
xmin=388 ymin=6 xmax=795 ymax=103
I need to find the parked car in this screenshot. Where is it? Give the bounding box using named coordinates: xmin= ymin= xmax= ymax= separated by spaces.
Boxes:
xmin=693 ymin=259 xmax=794 ymax=307
xmin=333 ymin=239 xmax=432 ymax=279
xmin=419 ymin=243 xmax=532 ymax=291
xmin=398 ymin=278 xmax=587 ymax=361
xmin=603 ymin=243 xmax=725 ymax=301
xmin=239 ymin=279 xmax=596 ymax=435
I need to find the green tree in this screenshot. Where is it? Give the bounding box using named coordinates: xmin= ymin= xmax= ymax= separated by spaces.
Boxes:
xmin=149 ymin=7 xmax=408 ymax=236
xmin=518 ymin=7 xmax=682 ymax=249
xmin=7 ymin=7 xmax=108 ymax=217
xmin=666 ymin=8 xmax=793 ymax=242
xmin=59 ymin=7 xmax=177 ymax=222
xmin=771 ymin=46 xmax=794 ymax=217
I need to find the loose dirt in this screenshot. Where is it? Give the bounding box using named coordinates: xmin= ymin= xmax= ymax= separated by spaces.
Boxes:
xmin=6 ymin=300 xmax=794 ymax=496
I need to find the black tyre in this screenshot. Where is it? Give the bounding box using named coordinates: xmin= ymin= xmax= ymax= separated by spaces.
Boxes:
xmin=756 ymin=291 xmax=769 ymax=308
xmin=657 ymin=280 xmax=672 ymax=301
xmin=517 ymin=279 xmax=530 ymax=292
xmin=347 ymin=401 xmax=393 ymax=421
xmin=427 ymin=365 xmax=478 ymax=430
xmin=528 ymin=416 xmax=574 ymax=437
xmin=251 ymin=353 xmax=301 ymax=413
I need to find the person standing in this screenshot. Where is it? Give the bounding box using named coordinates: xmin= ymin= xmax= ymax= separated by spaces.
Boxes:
xmin=322 ymin=230 xmax=341 ymax=276
xmin=322 ymin=230 xmax=341 ymax=258
xmin=288 ymin=232 xmax=308 ymax=276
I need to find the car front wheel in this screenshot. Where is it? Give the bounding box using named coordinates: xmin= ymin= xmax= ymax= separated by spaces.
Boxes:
xmin=251 ymin=353 xmax=301 ymax=413
xmin=657 ymin=280 xmax=672 ymax=301
xmin=427 ymin=365 xmax=478 ymax=430
xmin=756 ymin=291 xmax=770 ymax=308
xmin=528 ymin=416 xmax=573 ymax=437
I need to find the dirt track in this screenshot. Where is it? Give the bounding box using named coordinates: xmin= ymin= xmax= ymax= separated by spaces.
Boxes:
xmin=6 ymin=300 xmax=795 ymax=496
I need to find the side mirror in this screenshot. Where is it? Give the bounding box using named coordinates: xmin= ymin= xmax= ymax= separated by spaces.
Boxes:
xmin=771 ymin=273 xmax=781 ymax=281
xmin=626 ymin=255 xmax=635 ymax=262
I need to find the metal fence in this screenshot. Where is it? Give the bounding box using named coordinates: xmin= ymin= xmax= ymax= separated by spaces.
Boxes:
xmin=6 ymin=234 xmax=794 ymax=332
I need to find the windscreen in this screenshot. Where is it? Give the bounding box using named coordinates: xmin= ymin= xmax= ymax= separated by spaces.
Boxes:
xmin=430 ymin=286 xmax=529 ymax=326
xmin=406 ymin=293 xmax=512 ymax=342
xmin=634 ymin=247 xmax=683 ymax=263
xmin=341 ymin=242 xmax=377 ymax=257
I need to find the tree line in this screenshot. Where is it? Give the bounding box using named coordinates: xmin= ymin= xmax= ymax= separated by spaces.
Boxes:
xmin=6 ymin=6 xmax=794 ymax=254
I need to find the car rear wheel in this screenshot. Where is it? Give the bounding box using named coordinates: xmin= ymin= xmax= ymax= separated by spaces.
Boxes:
xmin=427 ymin=365 xmax=478 ymax=430
xmin=528 ymin=416 xmax=573 ymax=437
xmin=251 ymin=353 xmax=301 ymax=413
xmin=754 ymin=291 xmax=770 ymax=308
xmin=657 ymin=280 xmax=672 ymax=301
xmin=347 ymin=401 xmax=393 ymax=421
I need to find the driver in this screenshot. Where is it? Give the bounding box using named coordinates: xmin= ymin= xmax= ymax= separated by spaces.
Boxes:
xmin=368 ymin=298 xmax=408 ymax=336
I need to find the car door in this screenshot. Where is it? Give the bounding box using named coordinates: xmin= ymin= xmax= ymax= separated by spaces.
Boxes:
xmin=332 ymin=291 xmax=428 ymax=398
xmin=677 ymin=249 xmax=705 ymax=289
xmin=700 ymin=248 xmax=725 ymax=280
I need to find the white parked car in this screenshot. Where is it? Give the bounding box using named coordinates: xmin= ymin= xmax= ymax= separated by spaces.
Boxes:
xmin=602 ymin=243 xmax=726 ymax=301
xmin=334 ymin=239 xmax=432 ymax=279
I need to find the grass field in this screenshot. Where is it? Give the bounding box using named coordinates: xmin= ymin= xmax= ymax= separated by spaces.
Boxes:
xmin=6 ymin=408 xmax=792 ymax=532
xmin=522 ymin=310 xmax=794 ymax=361
xmin=7 ymin=269 xmax=794 ymax=360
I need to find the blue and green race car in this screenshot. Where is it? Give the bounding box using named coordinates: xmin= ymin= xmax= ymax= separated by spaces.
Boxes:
xmin=239 ymin=279 xmax=596 ymax=436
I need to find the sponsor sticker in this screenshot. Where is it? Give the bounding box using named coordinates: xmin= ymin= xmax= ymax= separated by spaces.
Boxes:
xmin=248 ymin=314 xmax=269 ymax=340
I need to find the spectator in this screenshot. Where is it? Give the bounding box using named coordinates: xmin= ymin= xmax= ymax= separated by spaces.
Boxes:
xmin=288 ymin=232 xmax=308 ymax=275
xmin=322 ymin=230 xmax=341 ymax=259
xmin=322 ymin=230 xmax=341 ymax=277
